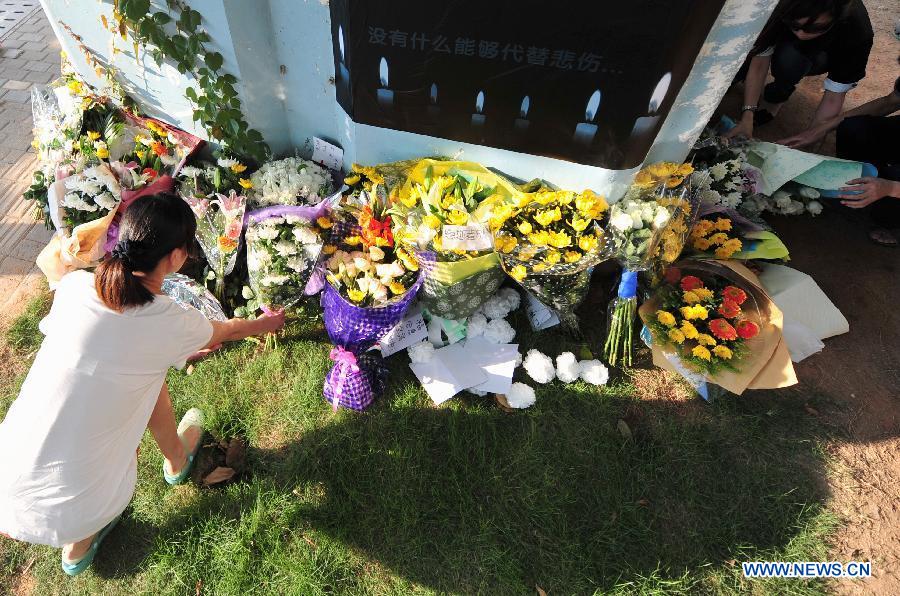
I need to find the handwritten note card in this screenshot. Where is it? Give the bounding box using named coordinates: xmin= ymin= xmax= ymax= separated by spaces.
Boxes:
xmin=441 ymin=224 xmax=493 ymax=251
xmin=311 ymin=137 xmax=344 ymax=172
xmin=379 ymin=304 xmax=427 ymax=357
xmin=525 ymin=291 xmax=560 ymax=331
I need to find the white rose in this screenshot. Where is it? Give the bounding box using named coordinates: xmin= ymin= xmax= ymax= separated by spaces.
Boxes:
xmin=369 ymin=246 xmax=385 ymax=261
xmin=611 ymin=211 xmax=634 ymax=232
xmin=371 ymin=283 xmax=388 ymax=302
xmin=652 ymin=207 xmax=670 ymax=229
xmin=353 ymin=257 xmax=371 ymax=272
xmin=799 ymin=186 xmax=820 ymax=199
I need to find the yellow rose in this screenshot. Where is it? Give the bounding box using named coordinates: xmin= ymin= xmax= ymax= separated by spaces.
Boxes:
xmin=510 ymin=265 xmax=527 ymax=281
xmin=713 ymin=345 xmax=733 ymax=359
xmin=578 ymin=234 xmax=598 ymax=252
xmin=692 ymin=345 xmax=712 ymax=361
xmin=656 ymin=310 xmax=676 ymax=328
xmin=667 ymin=328 xmax=685 ymax=344
xmin=517 ymin=221 xmax=533 ymax=235
xmin=239 ymin=178 xmax=253 ymax=189
xmin=548 ymin=231 xmax=572 ymax=248
xmin=423 ymin=214 xmax=442 ymax=229
xmin=564 ymin=251 xmax=581 ymax=264
xmin=544 ymin=250 xmax=561 ymax=265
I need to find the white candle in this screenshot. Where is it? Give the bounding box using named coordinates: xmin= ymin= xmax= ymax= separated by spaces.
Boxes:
xmin=377 ymin=57 xmax=394 ymax=109
xmin=572 ymin=89 xmax=601 ymax=147
xmin=625 ymin=72 xmax=671 ymax=158
xmin=514 ymin=95 xmax=530 ymax=132
xmin=336 ymin=25 xmax=351 ymax=102
xmin=427 ymin=82 xmax=440 ymax=118
xmin=471 ymin=90 xmax=485 ymax=127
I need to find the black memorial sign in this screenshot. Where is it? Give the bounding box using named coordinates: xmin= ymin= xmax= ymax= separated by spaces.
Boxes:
xmin=329 ymin=0 xmax=725 ymax=170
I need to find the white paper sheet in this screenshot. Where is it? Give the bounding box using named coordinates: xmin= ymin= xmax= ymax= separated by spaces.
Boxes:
xmin=462 ymin=337 xmax=519 ymax=395
xmin=525 ymin=291 xmax=560 ymax=330
xmin=409 ymin=343 xmax=487 ymax=405
xmin=311 ymin=137 xmax=344 ymax=171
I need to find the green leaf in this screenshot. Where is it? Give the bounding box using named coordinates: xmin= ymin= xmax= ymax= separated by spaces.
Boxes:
xmin=205 ymin=52 xmax=224 ymax=72
xmin=123 ymin=0 xmax=150 ymax=21
xmin=185 ymin=87 xmax=198 ymax=101
xmin=152 ymin=11 xmax=171 ymax=25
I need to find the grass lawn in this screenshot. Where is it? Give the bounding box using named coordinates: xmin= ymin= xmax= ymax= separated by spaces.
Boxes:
xmin=0 ymin=286 xmax=838 ymax=595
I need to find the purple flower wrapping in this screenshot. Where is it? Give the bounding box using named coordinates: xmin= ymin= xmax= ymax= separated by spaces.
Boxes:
xmin=321 ymin=273 xmax=423 ymax=410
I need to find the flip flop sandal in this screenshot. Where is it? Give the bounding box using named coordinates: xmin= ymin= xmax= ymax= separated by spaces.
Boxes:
xmin=869 ymin=228 xmax=898 ymax=247
xmin=753 ymin=109 xmax=775 ymax=126
xmin=163 ymin=408 xmax=205 ymax=485
xmin=61 ymin=514 xmax=122 ymax=577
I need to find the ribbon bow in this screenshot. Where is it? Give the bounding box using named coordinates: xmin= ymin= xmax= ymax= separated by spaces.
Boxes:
xmin=329 ymin=347 xmax=360 ymax=411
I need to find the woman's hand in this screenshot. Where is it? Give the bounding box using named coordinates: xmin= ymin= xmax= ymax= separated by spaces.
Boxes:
xmin=778 ymin=124 xmax=829 ymax=148
xmin=724 ymin=112 xmax=754 ymax=140
xmin=255 ymin=309 xmax=286 ymax=335
xmin=839 ymin=177 xmax=900 ymax=208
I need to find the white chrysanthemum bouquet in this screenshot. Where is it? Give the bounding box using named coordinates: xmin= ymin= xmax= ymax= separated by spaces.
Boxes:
xmin=249 ymin=157 xmax=334 ymax=207
xmin=60 ymin=163 xmax=121 ymax=229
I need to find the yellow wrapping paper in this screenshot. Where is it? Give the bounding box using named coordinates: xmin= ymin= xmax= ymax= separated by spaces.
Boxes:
xmin=37 ymin=207 xmax=118 ymax=285
xmin=427 ymin=252 xmax=500 ymax=285
xmin=640 ymin=260 xmax=797 ymax=395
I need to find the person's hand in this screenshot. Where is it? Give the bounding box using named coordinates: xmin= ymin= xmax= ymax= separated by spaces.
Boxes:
xmin=256 ymin=309 xmax=286 ymax=334
xmin=838 ymin=177 xmax=900 ymax=208
xmin=778 ymin=124 xmax=828 ymax=148
xmin=187 ymin=343 xmax=223 ymax=363
xmin=724 ymin=113 xmax=754 ymax=140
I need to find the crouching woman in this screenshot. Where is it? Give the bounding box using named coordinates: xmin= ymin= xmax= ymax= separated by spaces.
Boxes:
xmin=0 ymin=194 xmax=284 ymax=575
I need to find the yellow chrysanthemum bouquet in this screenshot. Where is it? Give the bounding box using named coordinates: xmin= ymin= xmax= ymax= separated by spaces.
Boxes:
xmin=492 ymin=187 xmax=613 ymax=329
xmin=684 ymin=205 xmax=790 ymax=262
xmin=388 ymin=159 xmax=517 ymax=320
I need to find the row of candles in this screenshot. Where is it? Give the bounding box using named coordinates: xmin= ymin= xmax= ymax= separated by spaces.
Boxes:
xmin=373 ymin=57 xmax=672 ymax=149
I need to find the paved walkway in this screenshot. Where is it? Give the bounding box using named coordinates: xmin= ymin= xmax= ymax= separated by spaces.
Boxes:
xmin=0 ymin=3 xmax=58 ymax=324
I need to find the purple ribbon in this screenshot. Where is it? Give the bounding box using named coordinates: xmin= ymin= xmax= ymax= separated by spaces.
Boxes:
xmin=328 ymin=346 xmax=359 ymax=411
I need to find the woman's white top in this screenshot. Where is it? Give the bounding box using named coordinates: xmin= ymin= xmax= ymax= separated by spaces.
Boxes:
xmin=0 ymin=271 xmax=213 ymax=546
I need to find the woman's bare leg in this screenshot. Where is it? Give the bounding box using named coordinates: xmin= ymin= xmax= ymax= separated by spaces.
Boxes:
xmin=63 ymin=534 xmax=96 ymax=562
xmin=147 ymin=382 xmax=201 ymax=476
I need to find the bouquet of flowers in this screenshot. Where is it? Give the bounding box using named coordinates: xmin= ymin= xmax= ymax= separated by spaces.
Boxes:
xmin=493 ymin=187 xmax=613 ymax=328
xmin=37 ymin=163 xmax=123 ymax=284
xmin=249 ymin=156 xmax=334 ymax=207
xmin=321 ymin=188 xmax=422 ymax=411
xmin=685 ymin=205 xmax=789 ymax=261
xmin=604 ymin=161 xmax=696 ymax=366
xmin=162 ymin=273 xmax=227 ymax=322
xmin=389 ymin=159 xmax=516 ymax=320
xmin=639 ymin=260 xmax=796 ymax=395
xmin=183 ymin=190 xmax=247 ymax=300
xmin=245 ymin=203 xmax=330 ymax=313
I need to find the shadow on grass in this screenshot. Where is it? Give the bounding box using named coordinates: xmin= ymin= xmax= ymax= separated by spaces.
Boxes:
xmin=90 ymin=385 xmax=834 ymax=594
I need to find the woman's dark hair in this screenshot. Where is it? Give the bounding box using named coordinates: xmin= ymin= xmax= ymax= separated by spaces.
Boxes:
xmin=96 ymin=193 xmax=196 ymax=311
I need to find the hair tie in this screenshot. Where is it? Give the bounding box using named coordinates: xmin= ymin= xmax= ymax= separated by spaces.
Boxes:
xmin=111 ymin=241 xmax=133 ymax=268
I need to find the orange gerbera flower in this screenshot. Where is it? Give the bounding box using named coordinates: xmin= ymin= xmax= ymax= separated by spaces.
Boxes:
xmin=709 ymin=318 xmax=738 ymax=341
xmin=718 ymin=299 xmax=741 ymax=319
xmin=680 ymin=275 xmax=704 ymax=291
xmin=151 ymin=141 xmax=168 ymax=157
xmin=723 ymin=286 xmax=747 ymax=305
xmin=737 ymin=320 xmax=759 ymax=339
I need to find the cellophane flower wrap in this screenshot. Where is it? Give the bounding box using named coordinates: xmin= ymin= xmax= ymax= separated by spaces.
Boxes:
xmin=321 ymin=189 xmax=422 ymax=411
xmin=492 ymin=186 xmax=613 ymax=329
xmin=644 ymin=264 xmax=762 ymax=375
xmin=389 ymin=159 xmax=516 ymax=320
xmin=245 ymin=202 xmax=330 ymax=312
xmin=605 ymin=161 xmax=696 ymax=367
xmin=162 ymin=273 xmax=227 ymax=321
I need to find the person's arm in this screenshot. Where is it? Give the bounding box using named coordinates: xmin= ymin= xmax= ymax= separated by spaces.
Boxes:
xmin=206 ymin=310 xmax=285 ymax=348
xmin=724 ymin=53 xmax=771 ymax=140
xmin=779 ymin=86 xmax=900 ymax=148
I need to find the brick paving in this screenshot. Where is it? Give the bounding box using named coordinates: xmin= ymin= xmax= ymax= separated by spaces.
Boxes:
xmin=0 ymin=3 xmax=58 ymax=322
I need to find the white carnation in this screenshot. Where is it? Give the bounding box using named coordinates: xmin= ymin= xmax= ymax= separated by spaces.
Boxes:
xmin=407 ymin=341 xmax=435 ymax=363
xmin=498 ymin=287 xmax=521 ymax=311
xmin=523 ymin=349 xmax=555 ymax=384
xmin=773 ymin=191 xmax=793 ymax=210
xmin=806 ymin=200 xmax=823 ymax=216
xmin=483 ymin=318 xmax=515 ymax=344
xmin=578 ymin=359 xmax=609 ymax=386
xmin=468 ymin=388 xmax=488 ymax=397
xmin=798 ymin=186 xmax=820 ymax=199
xmin=555 ymin=352 xmax=580 ymax=383
xmin=481 ymin=295 xmax=512 ymax=320
xmin=506 ymin=382 xmax=536 ymax=409
xmin=466 ymin=312 xmax=487 ymax=338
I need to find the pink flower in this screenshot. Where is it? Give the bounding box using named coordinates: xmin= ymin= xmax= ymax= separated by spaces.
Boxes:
xmin=225 ymin=218 xmax=242 ymax=240
xmin=216 ymin=190 xmax=246 ymax=218
xmin=184 ymin=195 xmax=209 ymax=218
